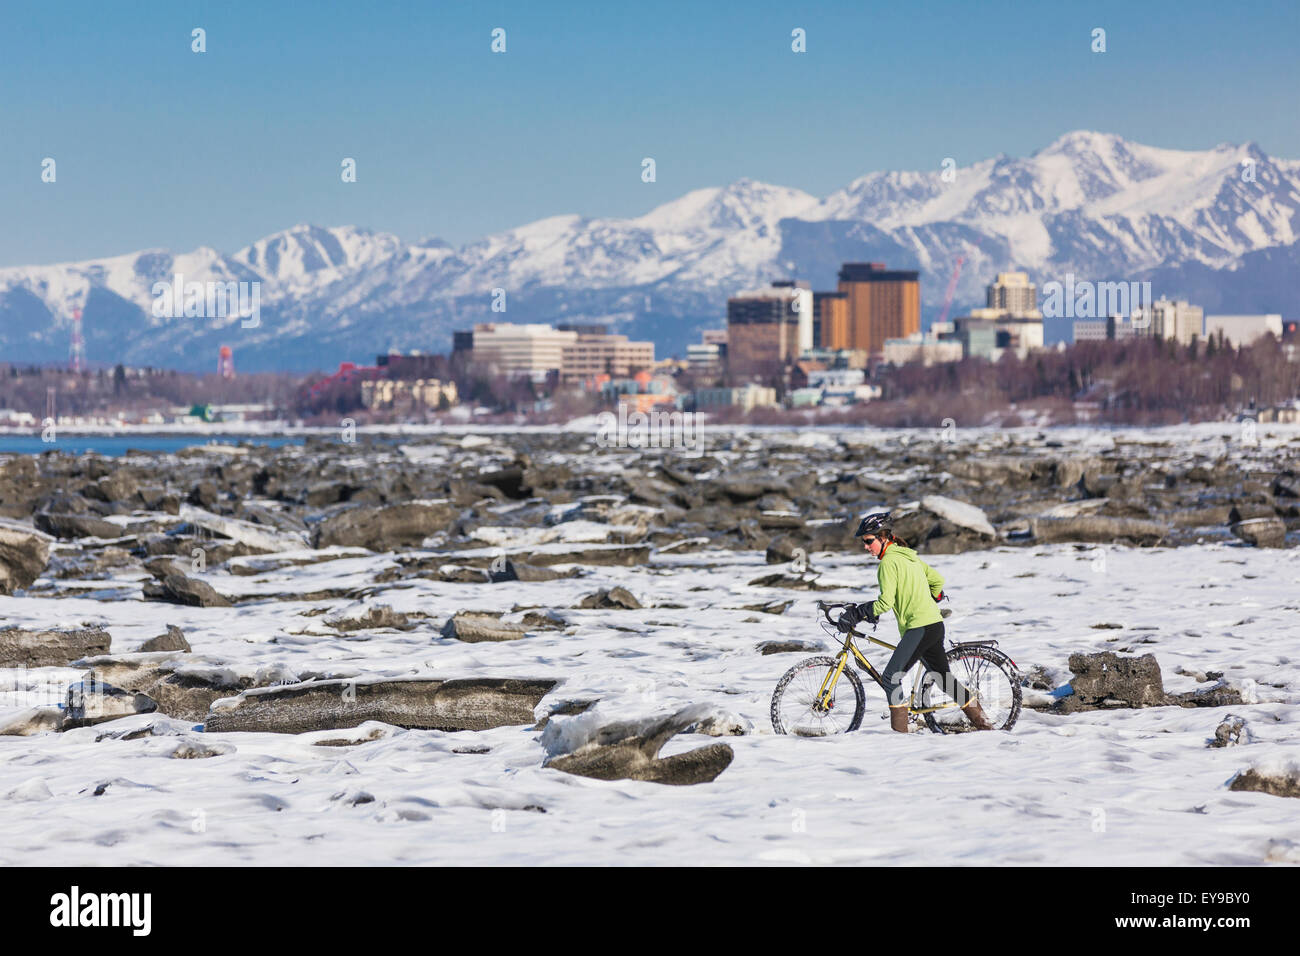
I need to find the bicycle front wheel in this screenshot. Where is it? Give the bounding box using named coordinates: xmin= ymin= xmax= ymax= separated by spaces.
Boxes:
xmin=920 ymin=644 xmax=1021 ymax=734
xmin=771 ymin=655 xmax=865 ymax=736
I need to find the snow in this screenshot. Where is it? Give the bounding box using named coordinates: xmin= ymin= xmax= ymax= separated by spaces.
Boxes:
xmin=2 ymin=512 xmax=1299 ymax=863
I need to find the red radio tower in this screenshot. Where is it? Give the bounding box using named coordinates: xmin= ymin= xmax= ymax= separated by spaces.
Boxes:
xmin=218 ymin=344 xmax=235 ymax=379
xmin=69 ymin=308 xmax=86 ymax=372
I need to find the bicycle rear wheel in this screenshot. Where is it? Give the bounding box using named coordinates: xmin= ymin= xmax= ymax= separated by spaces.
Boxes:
xmin=920 ymin=644 xmax=1021 ymax=734
xmin=771 ymin=655 xmax=866 ymax=736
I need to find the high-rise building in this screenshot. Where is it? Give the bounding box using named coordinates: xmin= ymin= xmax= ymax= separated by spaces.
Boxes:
xmin=835 ymin=263 xmax=920 ymax=354
xmin=986 ymin=272 xmax=1038 ymax=314
xmin=1144 ymin=299 xmax=1203 ymax=344
xmin=959 ymin=272 xmax=1044 ymax=358
xmin=726 ymin=282 xmax=811 ymax=373
xmin=813 ymin=291 xmax=848 ymax=351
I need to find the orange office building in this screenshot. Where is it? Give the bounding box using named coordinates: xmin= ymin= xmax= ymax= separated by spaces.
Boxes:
xmin=834 ymin=263 xmax=920 ymax=354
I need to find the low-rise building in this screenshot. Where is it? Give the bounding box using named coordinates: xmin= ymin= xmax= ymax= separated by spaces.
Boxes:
xmin=693 ymin=384 xmax=779 ymax=412
xmin=560 ymin=329 xmax=654 ymax=382
xmin=600 ymin=370 xmax=678 ymax=414
xmin=1205 ymin=314 xmax=1284 ymax=347
xmin=466 ymin=323 xmax=578 ymax=376
xmin=362 ymin=378 xmax=458 ymax=410
xmin=1073 ymin=320 xmax=1109 ymax=342
xmin=882 ymin=333 xmax=963 ymax=366
xmin=1257 ymin=400 xmax=1300 ymax=424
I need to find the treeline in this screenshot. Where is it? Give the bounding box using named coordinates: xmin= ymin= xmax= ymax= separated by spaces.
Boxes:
xmin=0 ymin=365 xmax=303 ymax=418
xmin=878 ymin=335 xmax=1298 ymax=425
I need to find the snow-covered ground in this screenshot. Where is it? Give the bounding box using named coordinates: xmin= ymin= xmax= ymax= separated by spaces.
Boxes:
xmin=2 ymin=537 xmax=1298 ymax=866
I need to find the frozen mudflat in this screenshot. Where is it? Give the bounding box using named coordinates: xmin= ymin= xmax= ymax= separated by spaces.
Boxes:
xmin=2 ymin=540 xmax=1298 ymax=866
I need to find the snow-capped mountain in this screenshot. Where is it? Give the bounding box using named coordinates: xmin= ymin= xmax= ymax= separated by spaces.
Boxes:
xmin=2 ymin=132 xmax=1296 ymax=371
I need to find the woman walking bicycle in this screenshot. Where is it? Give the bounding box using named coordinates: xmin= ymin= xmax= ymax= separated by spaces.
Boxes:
xmin=836 ymin=512 xmax=993 ymax=733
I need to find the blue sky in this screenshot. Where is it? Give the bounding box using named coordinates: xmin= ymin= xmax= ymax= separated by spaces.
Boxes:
xmin=5 ymin=0 xmax=1298 ymax=266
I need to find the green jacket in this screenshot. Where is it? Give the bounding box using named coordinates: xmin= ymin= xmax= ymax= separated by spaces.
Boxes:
xmin=869 ymin=543 xmax=945 ymax=637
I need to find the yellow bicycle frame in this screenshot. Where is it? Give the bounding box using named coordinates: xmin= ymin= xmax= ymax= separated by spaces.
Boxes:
xmin=813 ymin=629 xmax=966 ymax=716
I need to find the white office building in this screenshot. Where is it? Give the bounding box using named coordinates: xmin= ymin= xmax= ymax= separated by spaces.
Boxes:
xmin=1142 ymin=298 xmax=1204 ymax=344
xmin=1205 ymin=314 xmax=1283 ymax=347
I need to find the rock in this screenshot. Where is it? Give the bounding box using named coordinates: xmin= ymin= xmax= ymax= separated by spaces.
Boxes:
xmin=1029 ymin=515 xmax=1166 ymax=545
xmin=312 ymin=501 xmax=458 ymax=550
xmin=0 ymin=626 xmax=111 ymax=667
xmin=516 ymin=609 xmax=567 ymax=630
xmin=1058 ymin=651 xmax=1170 ymax=711
xmin=76 ymin=651 xmax=187 ymax=694
xmin=741 ymin=599 xmax=794 ymax=615
xmin=1229 ymin=768 xmax=1300 ymax=799
xmin=575 ymin=587 xmax=642 ymax=610
xmin=757 ymin=511 xmax=804 ymax=530
xmin=0 ymin=707 xmax=66 ymax=735
xmin=532 ymin=697 xmax=598 ymax=731
xmin=440 ymin=612 xmax=528 ymax=643
xmin=543 ymin=705 xmax=735 ymax=785
xmin=1053 ymin=457 xmax=1096 ymax=489
xmin=64 ymin=680 xmax=158 ymax=727
xmin=178 ymin=505 xmax=310 ymax=553
xmin=477 ymin=465 xmax=528 ymax=499
xmin=189 ymin=480 xmax=220 ymax=508
xmin=746 ymin=570 xmax=834 ymax=590
xmin=1171 ymin=683 xmax=1244 ymax=708
xmin=1272 ymin=471 xmax=1300 ymax=499
xmin=149 ymin=671 xmax=247 ymax=722
xmin=34 ymin=512 xmax=124 ymax=539
xmin=84 ymin=470 xmax=139 ymax=504
xmin=167 ymin=740 xmax=235 ymax=759
xmin=509 ymin=561 xmax=572 ymax=582
xmin=143 ymin=572 xmax=233 ymax=607
xmin=683 ymin=709 xmax=752 ymax=736
xmin=515 ymin=544 xmax=650 ymax=567
xmin=1208 ymin=716 xmax=1249 ymax=748
xmin=1229 ymin=517 xmax=1287 ymax=548
xmin=327 ymin=605 xmax=415 ymax=631
xmin=757 ymin=639 xmax=824 ymax=655
xmin=919 ymin=495 xmax=997 ymax=538
xmin=764 ymin=536 xmax=811 ymax=566
xmin=0 ymin=519 xmax=52 ymax=594
xmin=204 ymin=676 xmax=557 ymax=733
xmin=1227 ymin=502 xmax=1278 ymax=523
xmin=139 ymin=625 xmax=192 ymax=653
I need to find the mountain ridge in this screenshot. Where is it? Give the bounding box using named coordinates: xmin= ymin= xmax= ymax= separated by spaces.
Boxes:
xmin=3 ymin=131 xmax=1296 ymax=370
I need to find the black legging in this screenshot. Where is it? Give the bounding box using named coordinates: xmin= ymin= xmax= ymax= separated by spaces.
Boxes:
xmin=880 ymin=620 xmax=973 ymax=708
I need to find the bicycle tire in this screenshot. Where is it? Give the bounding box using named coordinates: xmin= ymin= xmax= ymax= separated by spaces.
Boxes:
xmin=920 ymin=644 xmax=1021 ymax=734
xmin=771 ymin=655 xmax=866 ymax=736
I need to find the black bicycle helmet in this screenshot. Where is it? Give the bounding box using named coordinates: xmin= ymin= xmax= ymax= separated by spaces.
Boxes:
xmin=854 ymin=511 xmax=892 ymax=538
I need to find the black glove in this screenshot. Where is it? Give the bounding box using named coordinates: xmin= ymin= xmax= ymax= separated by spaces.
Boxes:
xmin=837 ymin=602 xmax=877 ymax=632
xmin=933 ymin=590 xmax=945 ymax=603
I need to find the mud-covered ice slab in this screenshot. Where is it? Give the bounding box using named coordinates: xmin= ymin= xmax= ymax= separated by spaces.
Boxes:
xmin=204 ymin=675 xmax=558 ymax=734
xmin=0 ymin=625 xmax=111 ymax=666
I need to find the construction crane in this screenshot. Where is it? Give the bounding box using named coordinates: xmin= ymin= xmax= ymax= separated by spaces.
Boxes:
xmin=936 ymin=255 xmax=965 ymax=328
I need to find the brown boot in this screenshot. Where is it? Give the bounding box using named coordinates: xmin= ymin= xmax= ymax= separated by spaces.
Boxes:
xmin=961 ymin=699 xmax=994 ymax=730
xmin=888 ymin=705 xmax=909 ymax=734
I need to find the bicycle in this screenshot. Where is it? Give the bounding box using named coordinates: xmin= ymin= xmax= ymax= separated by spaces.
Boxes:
xmin=770 ymin=600 xmax=1021 ymax=736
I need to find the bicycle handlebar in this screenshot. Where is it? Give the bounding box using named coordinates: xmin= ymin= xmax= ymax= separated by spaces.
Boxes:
xmin=816 ymin=600 xmax=869 ymax=636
